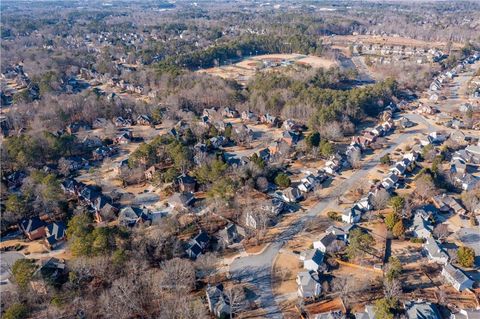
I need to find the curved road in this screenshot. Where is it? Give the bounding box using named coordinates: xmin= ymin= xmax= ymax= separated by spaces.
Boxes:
xmin=229 ymin=113 xmax=426 ymax=317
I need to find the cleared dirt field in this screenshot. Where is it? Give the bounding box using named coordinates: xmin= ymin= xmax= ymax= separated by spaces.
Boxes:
xmin=199 ymin=53 xmax=338 ymax=85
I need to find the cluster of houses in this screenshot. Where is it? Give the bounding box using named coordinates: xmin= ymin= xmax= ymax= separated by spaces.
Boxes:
xmin=353 ymin=44 xmax=445 ymax=61
xmin=79 ymin=67 xmax=144 ymax=94
xmin=342 ymin=149 xmax=419 ymax=224
xmin=61 ymin=178 xmax=119 ymax=224
xmin=407 ymin=198 xmax=474 ymax=292
xmin=429 ymin=52 xmax=480 ymax=98
xmin=0 ymin=63 xmax=39 ymax=106
xmin=351 ymin=103 xmax=396 ymax=150
xmin=296 ymin=224 xmax=355 ymax=300
xmin=449 ymin=143 xmax=480 ymax=191
xmin=353 ymin=300 xmax=480 ymax=319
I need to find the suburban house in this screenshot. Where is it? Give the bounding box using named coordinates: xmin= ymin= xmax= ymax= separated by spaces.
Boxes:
xmin=382 ymin=173 xmax=399 ymax=190
xmin=30 ymin=257 xmax=67 ymax=294
xmin=441 ymin=263 xmax=474 ymax=292
xmin=325 ymin=225 xmax=355 ymax=242
xmin=257 ymin=148 xmax=271 ymax=161
xmin=395 ymin=116 xmax=415 ymax=129
xmin=241 ymin=110 xmax=258 ymax=123
xmin=313 ymin=233 xmax=339 ymax=253
xmin=457 ymin=174 xmax=479 ymax=191
xmin=297 ymin=271 xmax=322 ymax=299
xmin=82 ymin=136 xmax=103 ymax=149
xmin=283 ymin=119 xmax=302 ymax=131
xmin=451 ymin=309 xmax=480 ymax=319
xmin=167 ymin=192 xmax=195 ymax=211
xmin=356 ymin=194 xmax=373 ymax=211
xmin=113 ymin=116 xmax=132 ymax=127
xmin=465 ymin=145 xmax=480 ymax=163
xmin=260 ymin=198 xmax=285 ymax=216
xmin=432 ymin=194 xmax=467 ymax=215
xmin=260 ymin=113 xmax=280 ymax=127
xmin=144 ymin=165 xmax=158 ymax=180
xmin=390 ymin=162 xmax=407 ymax=176
xmin=186 ymin=231 xmax=210 ymax=259
xmin=424 ymin=238 xmax=449 ymax=264
xmin=355 ymin=305 xmax=376 ymax=319
xmin=218 ymin=223 xmax=245 ymax=246
xmin=324 ymin=158 xmax=342 ymax=175
xmin=19 ymin=217 xmax=47 ymax=241
xmin=205 ymin=284 xmax=230 ymax=318
xmin=222 ymin=107 xmax=239 ymax=118
xmin=282 ymin=187 xmax=302 ymax=203
xmin=44 ymin=222 xmax=67 ymax=249
xmin=282 ymin=130 xmax=301 ymax=146
xmin=136 ymin=114 xmax=152 ymax=126
xmin=300 ymin=249 xmax=325 ymax=271
xmin=404 ymin=301 xmax=441 ymax=319
xmin=409 ymin=214 xmax=433 ymax=239
xmin=92 ymin=146 xmax=116 ymax=160
xmin=94 ymin=201 xmax=118 ymax=224
xmin=298 ymin=174 xmax=318 ymax=193
xmin=450 ymin=158 xmax=467 ymax=176
xmin=115 ymin=131 xmax=132 ymax=144
xmin=428 ymin=131 xmax=446 ymax=144
xmin=176 ymin=173 xmax=197 ymax=192
xmin=118 ymin=206 xmax=150 ymax=227
xmin=66 ymin=121 xmax=91 ymax=134
xmin=342 ymin=205 xmax=362 ymax=224
xmin=415 ymin=204 xmax=438 ymax=220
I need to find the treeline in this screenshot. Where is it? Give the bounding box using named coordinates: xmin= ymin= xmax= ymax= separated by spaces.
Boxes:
xmin=158 ymin=34 xmax=324 ymax=70
xmin=245 ymin=67 xmax=397 ymax=130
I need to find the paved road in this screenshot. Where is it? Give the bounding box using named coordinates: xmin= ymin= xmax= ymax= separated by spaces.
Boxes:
xmin=229 ymin=118 xmax=425 ymax=318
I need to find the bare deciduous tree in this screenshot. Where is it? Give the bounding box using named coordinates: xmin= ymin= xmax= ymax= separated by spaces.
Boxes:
xmin=372 ymin=188 xmax=391 ymax=210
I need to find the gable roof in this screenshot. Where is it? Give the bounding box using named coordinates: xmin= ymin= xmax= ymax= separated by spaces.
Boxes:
xmin=443 ymin=263 xmax=473 ymax=287
xmin=424 ymin=239 xmax=448 ymax=261
xmin=405 ymin=301 xmax=441 ymax=319
xmin=301 ymin=249 xmax=324 ymax=264
xmin=20 ymin=217 xmax=46 ymax=233
xmin=45 ymin=222 xmax=66 ymax=245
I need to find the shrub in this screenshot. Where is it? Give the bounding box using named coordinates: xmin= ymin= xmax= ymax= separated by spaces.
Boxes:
xmin=457 ymin=246 xmax=475 ymax=268
xmin=11 ymin=259 xmax=36 ymax=289
xmin=392 ymin=220 xmax=405 ymax=238
xmin=380 ymin=154 xmax=391 ymax=165
xmin=410 ymin=238 xmax=425 ymax=244
xmin=3 ymin=303 xmax=28 ymax=319
xmin=327 ymin=211 xmax=341 ymax=221
xmin=274 ymin=172 xmax=291 ymax=188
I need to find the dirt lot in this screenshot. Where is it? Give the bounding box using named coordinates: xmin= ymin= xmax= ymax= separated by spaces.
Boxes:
xmin=199 ymin=53 xmax=337 ymax=85
xmin=272 ymin=252 xmax=301 ymax=298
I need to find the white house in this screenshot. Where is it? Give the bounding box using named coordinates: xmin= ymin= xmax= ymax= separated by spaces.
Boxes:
xmin=451 ymin=309 xmax=480 ymax=319
xmin=282 ymin=187 xmax=302 ymax=203
xmin=382 ymin=174 xmax=399 ymax=190
xmin=297 ymin=271 xmax=322 ymax=299
xmin=342 ymin=205 xmax=362 ymax=224
xmin=410 ymin=214 xmax=433 ymax=239
xmin=442 ymin=263 xmax=474 ymax=292
xmin=313 ymin=233 xmax=338 ymax=253
xmin=424 ymin=238 xmax=449 ymax=264
xmin=390 ymin=162 xmax=407 ymax=176
xmin=300 ymin=249 xmax=324 ymax=271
